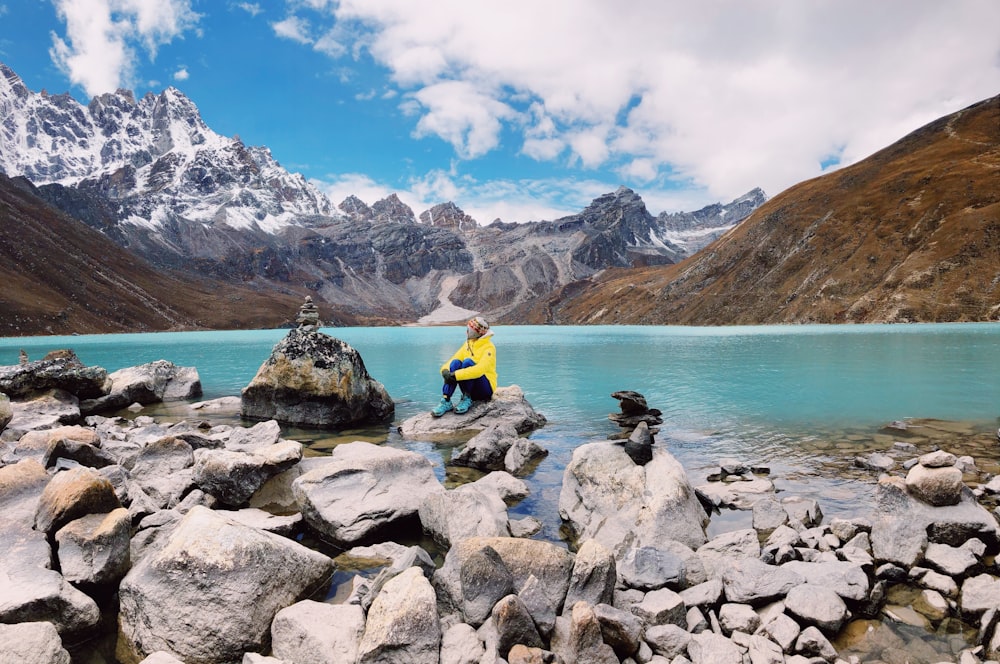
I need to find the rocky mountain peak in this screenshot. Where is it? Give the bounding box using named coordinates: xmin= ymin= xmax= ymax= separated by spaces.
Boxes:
xmin=372 ymin=193 xmax=416 ymax=224
xmin=419 ymin=201 xmax=477 ymax=230
xmin=339 ymin=195 xmax=372 ymax=220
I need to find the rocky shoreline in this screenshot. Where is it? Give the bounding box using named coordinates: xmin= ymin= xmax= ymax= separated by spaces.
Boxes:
xmin=2 ymin=351 xmax=1000 ymax=664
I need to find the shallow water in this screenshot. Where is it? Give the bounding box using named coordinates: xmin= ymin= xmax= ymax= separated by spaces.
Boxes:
xmin=3 ymin=323 xmax=999 ymax=662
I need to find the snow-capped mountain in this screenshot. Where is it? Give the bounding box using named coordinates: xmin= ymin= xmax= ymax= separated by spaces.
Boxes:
xmin=0 ymin=60 xmax=766 ymax=326
xmin=0 ymin=63 xmax=332 ymax=235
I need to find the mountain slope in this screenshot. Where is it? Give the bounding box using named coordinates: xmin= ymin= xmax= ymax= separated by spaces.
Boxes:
xmin=532 ymin=94 xmax=1000 ymax=325
xmin=0 ymin=174 xmax=306 ymax=336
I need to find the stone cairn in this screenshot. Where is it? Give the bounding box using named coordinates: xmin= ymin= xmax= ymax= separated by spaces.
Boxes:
xmin=608 ymin=390 xmax=663 ymax=466
xmin=294 ymin=295 xmax=321 ymax=331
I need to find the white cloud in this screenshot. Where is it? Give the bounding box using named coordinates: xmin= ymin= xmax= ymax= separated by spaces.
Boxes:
xmin=322 ymin=0 xmax=1000 ymax=201
xmin=236 ymin=2 xmax=262 ymax=17
xmin=49 ymin=0 xmax=200 ymax=96
xmin=271 ymin=15 xmax=311 ymax=44
xmin=173 ymin=66 xmax=189 ymax=81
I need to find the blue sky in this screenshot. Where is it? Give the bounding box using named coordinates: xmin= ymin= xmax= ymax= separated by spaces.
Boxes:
xmin=1 ymin=1 xmax=999 ymax=224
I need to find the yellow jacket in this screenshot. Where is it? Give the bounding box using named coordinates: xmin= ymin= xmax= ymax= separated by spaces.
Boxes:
xmin=441 ymin=331 xmax=497 ymax=390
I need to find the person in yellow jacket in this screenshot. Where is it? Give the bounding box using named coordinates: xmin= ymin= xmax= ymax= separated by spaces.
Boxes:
xmin=432 ymin=316 xmax=497 ymax=416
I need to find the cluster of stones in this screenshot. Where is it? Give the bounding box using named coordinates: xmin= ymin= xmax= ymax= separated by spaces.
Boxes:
xmin=3 ymin=356 xmax=1000 ymax=664
xmin=608 ymin=391 xmax=663 ymax=467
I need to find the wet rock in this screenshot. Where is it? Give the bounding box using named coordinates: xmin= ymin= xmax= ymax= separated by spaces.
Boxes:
xmin=608 ymin=390 xmax=663 ymax=435
xmin=924 ymin=541 xmax=981 ymax=577
xmin=450 ymin=423 xmax=518 ymax=470
xmin=854 ymin=452 xmax=895 ymax=472
xmin=55 ymin=507 xmax=131 ymax=586
xmin=241 ymin=327 xmax=394 ymax=428
xmin=33 ymin=465 xmax=121 ymax=535
xmin=505 ymin=435 xmax=549 ymax=475
xmin=0 ymin=621 xmax=71 ymax=664
xmin=696 ymin=475 xmax=775 ymax=509
xmin=960 ymin=574 xmax=1000 ymax=617
xmin=117 ymin=506 xmax=334 ymax=664
xmin=399 ymin=385 xmax=547 ymax=442
xmin=559 ymin=441 xmax=708 ymax=556
xmin=357 ymin=566 xmax=441 ymax=664
xmin=292 ymin=441 xmax=440 ymax=546
xmin=80 ymin=360 xmax=201 ymax=415
xmin=270 ymin=600 xmax=365 ymax=664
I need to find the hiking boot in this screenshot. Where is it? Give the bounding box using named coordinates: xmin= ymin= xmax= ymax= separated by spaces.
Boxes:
xmin=431 ymin=397 xmax=453 ymax=417
xmin=454 ymin=394 xmax=474 ymax=415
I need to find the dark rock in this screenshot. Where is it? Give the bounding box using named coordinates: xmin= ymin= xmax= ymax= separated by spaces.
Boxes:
xmin=623 ymin=421 xmax=654 ymax=466
xmin=240 ymin=327 xmax=394 ymax=428
xmin=0 ymin=350 xmax=109 ymax=400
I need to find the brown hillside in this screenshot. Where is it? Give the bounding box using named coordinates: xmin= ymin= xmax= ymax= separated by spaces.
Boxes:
xmin=533 ymin=95 xmax=1000 ymax=325
xmin=0 ymin=175 xmax=305 ymax=336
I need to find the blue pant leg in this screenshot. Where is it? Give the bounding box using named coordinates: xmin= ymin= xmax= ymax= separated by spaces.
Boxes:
xmin=442 ymin=359 xmax=466 ymax=398
xmin=456 ymin=359 xmax=493 ymax=401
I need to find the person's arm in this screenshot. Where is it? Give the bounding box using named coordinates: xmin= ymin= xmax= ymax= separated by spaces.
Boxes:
xmin=454 ymin=340 xmax=495 ymax=381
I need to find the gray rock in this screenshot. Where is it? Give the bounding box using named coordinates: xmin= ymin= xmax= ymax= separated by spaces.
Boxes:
xmin=853 ymin=452 xmax=895 ymax=473
xmin=695 ymin=476 xmax=775 ymax=509
xmin=920 ymin=450 xmax=958 ymax=468
xmin=752 ymin=497 xmax=789 ymax=535
xmin=419 ymin=483 xmax=510 ymax=548
xmin=510 ymin=516 xmax=543 ymax=538
xmin=565 ymin=539 xmax=617 ymax=609
xmin=440 ymin=623 xmax=485 ymax=664
xmin=718 ymin=603 xmax=761 ymax=635
xmin=130 ymin=436 xmax=195 ymax=509
xmin=554 ymin=601 xmax=619 ymax=664
xmin=450 ymin=423 xmax=517 ymax=470
xmin=0 ymin=458 xmax=50 ymax=529
xmin=783 ymin=584 xmax=848 ymax=635
xmin=0 ymin=621 xmax=71 ymax=664
xmin=33 ymin=465 xmax=121 ymax=534
xmin=241 ymin=328 xmax=394 ymax=428
xmin=618 ymin=544 xmax=686 ymax=591
xmin=226 ymin=419 xmax=282 ymax=452
xmin=193 ymin=441 xmax=302 ymax=507
xmin=686 ymin=606 xmax=709 ymax=633
xmin=624 ymin=421 xmax=654 ymax=465
xmin=721 ymin=557 xmax=803 ymax=606
xmin=747 ymin=634 xmax=784 ymax=664
xmin=679 ymin=578 xmax=724 ymax=609
xmin=226 ymin=507 xmax=302 ymax=536
xmin=0 ymin=526 xmax=100 ymax=635
xmin=0 ymin=391 xmax=11 ymax=432
xmin=924 ymin=541 xmax=980 ymax=577
xmin=270 ymin=600 xmax=365 ymax=664
xmin=780 ymin=560 xmax=870 ymax=602
xmin=400 ymin=385 xmax=547 ymax=442
xmin=960 ymin=574 xmax=1000 ymax=617
xmin=758 ymin=612 xmax=800 ymax=653
xmin=467 ymin=470 xmax=529 ymax=505
xmin=644 ymin=623 xmax=691 ymax=659
xmin=505 ymin=435 xmax=549 ymax=475
xmin=293 ymin=441 xmax=440 ymax=546
xmin=80 ymin=360 xmax=201 ymax=414
xmin=686 ymin=631 xmax=745 ymax=664
xmin=917 ymin=568 xmax=959 ymax=599
xmin=117 ymin=506 xmax=334 ymax=663
xmin=594 ymin=602 xmax=642 ymax=657
xmin=828 ymin=517 xmax=871 ymax=542
xmin=631 ymin=587 xmax=686 ymax=627
xmin=781 ymin=496 xmax=823 ymax=528
xmin=357 ymin=567 xmax=441 ymax=664
xmin=0 ymin=350 xmax=108 ymax=400
xmin=793 ymin=625 xmax=837 ymax=661
xmin=559 ymin=441 xmax=708 ymax=556
xmin=55 ymin=507 xmax=131 ymax=585
xmin=906 ymin=463 xmax=964 ymax=506
xmin=518 ymin=573 xmax=559 ymax=638
xmin=4 ymin=389 xmax=82 ymax=439
xmin=459 ymin=545 xmax=515 ymax=627
xmin=493 ymin=594 xmax=544 ymax=658
xmin=697 ymin=529 xmax=761 ymax=580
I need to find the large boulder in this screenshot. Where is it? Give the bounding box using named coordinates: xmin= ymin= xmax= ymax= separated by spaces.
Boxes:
xmin=559 ymin=441 xmax=708 ymax=555
xmin=0 ymin=621 xmax=72 ymax=664
xmin=55 ymin=507 xmax=131 ymax=586
xmin=3 ymin=389 xmax=82 ymax=440
xmin=292 ymin=441 xmax=442 ymax=546
xmin=270 ymin=600 xmax=365 ymax=664
xmin=0 ymin=350 xmax=109 ymax=400
xmin=418 ymin=483 xmax=511 ymax=548
xmin=80 ymin=360 xmax=202 ymax=414
xmin=398 ymin=385 xmax=547 ymax=442
xmin=240 ymin=327 xmax=394 ymax=428
xmin=357 ymin=566 xmax=441 ymax=664
xmin=33 ymin=465 xmax=122 ymax=535
xmin=117 ymin=506 xmax=334 ymax=664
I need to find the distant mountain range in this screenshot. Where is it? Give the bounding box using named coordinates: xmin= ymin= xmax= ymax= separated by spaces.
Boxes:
xmin=5 ymin=61 xmax=994 ymax=333
xmin=0 ymin=61 xmax=765 ymax=333
xmin=527 ymin=94 xmax=1000 ymax=325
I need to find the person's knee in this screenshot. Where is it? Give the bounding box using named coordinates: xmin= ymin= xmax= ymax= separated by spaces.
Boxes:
xmin=449 ymin=359 xmax=464 ymax=372
xmin=461 ymin=358 xmax=476 ymax=369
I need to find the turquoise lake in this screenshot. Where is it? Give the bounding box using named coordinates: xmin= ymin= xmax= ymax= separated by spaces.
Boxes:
xmin=2 ymin=323 xmax=999 ymax=535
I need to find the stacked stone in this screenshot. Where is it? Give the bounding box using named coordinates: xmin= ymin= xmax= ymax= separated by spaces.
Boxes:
xmin=608 ymin=391 xmax=663 ymax=467
xmin=294 ymin=295 xmax=321 ymax=331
